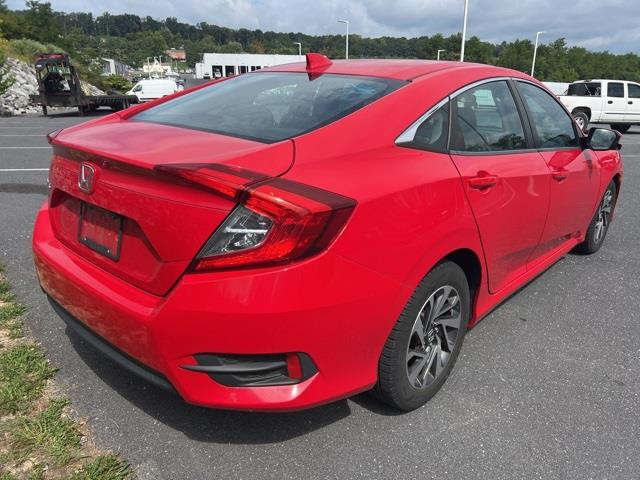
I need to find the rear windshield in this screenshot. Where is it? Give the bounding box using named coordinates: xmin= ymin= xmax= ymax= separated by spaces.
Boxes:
xmin=133 ymin=72 xmax=405 ymax=143
xmin=567 ymin=82 xmax=601 ymax=96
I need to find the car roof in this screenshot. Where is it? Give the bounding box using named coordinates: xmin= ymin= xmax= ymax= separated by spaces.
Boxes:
xmin=574 ymin=79 xmax=637 ymax=83
xmin=262 ymin=59 xmax=515 ymax=81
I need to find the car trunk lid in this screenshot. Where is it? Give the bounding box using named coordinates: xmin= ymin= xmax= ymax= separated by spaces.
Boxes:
xmin=47 ymin=118 xmax=294 ymax=296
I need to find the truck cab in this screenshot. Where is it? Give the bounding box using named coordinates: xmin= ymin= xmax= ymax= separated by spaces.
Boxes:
xmin=559 ymin=79 xmax=640 ymax=133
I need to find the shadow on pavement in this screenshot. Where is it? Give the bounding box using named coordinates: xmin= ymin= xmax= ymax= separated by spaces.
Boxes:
xmin=66 ymin=326 xmax=355 ymax=444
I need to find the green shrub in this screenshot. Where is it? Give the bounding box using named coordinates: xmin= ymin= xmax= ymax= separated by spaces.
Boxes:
xmin=7 ymin=38 xmax=62 ymax=61
xmin=101 ymin=74 xmax=133 ymax=93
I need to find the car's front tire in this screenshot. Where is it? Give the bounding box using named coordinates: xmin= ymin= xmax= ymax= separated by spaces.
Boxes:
xmin=375 ymin=261 xmax=470 ymax=411
xmin=610 ymin=124 xmax=631 ymax=134
xmin=575 ymin=180 xmax=617 ymax=254
xmin=573 ymin=111 xmax=589 ymax=132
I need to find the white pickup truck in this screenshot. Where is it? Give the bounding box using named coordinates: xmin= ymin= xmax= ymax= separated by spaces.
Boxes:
xmin=558 ymin=79 xmax=640 ymax=133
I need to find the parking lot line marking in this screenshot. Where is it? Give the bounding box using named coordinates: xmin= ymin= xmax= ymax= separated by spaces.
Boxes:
xmin=0 ymin=146 xmax=50 ymax=149
xmin=0 ymin=168 xmax=49 ymax=172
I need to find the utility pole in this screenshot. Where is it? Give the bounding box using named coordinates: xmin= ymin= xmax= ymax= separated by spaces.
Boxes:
xmin=338 ymin=19 xmax=349 ymax=60
xmin=460 ymin=0 xmax=469 ymax=62
xmin=531 ymin=31 xmax=546 ymax=77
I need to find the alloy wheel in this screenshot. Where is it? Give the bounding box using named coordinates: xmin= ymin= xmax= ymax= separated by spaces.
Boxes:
xmin=594 ymin=188 xmax=614 ymax=244
xmin=406 ymin=285 xmax=462 ymax=389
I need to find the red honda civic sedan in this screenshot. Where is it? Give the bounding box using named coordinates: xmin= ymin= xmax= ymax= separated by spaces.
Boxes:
xmin=33 ymin=54 xmax=623 ymax=411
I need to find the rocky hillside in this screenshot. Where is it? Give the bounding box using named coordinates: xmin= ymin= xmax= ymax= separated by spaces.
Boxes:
xmin=0 ymin=57 xmax=104 ymax=116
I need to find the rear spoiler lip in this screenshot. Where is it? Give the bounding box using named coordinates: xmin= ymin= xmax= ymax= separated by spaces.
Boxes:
xmin=50 ymin=142 xmax=156 ymax=173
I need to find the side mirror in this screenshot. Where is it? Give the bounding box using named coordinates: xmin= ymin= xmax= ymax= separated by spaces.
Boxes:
xmin=583 ymin=127 xmax=622 ymax=151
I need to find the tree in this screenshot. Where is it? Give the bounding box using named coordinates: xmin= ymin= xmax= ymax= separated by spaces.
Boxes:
xmin=24 ymin=1 xmax=62 ymax=43
xmin=2 ymin=2 xmax=640 ymax=83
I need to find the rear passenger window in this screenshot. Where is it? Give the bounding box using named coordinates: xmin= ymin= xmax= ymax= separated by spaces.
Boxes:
xmin=516 ymin=82 xmax=579 ymax=149
xmin=450 ymin=81 xmax=527 ymax=152
xmin=410 ymin=103 xmax=450 ymax=152
xmin=608 ymin=82 xmax=625 ymax=98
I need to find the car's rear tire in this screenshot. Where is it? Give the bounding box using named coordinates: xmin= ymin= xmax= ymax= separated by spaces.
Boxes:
xmin=610 ymin=124 xmax=631 ymax=134
xmin=375 ymin=261 xmax=470 ymax=411
xmin=573 ymin=111 xmax=589 ymax=132
xmin=575 ymin=180 xmax=617 ymax=254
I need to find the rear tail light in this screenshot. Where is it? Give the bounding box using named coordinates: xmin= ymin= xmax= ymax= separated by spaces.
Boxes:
xmin=156 ymin=164 xmax=355 ymax=271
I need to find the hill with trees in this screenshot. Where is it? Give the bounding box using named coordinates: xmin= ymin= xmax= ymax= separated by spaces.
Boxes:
xmin=1 ymin=0 xmax=639 ymax=84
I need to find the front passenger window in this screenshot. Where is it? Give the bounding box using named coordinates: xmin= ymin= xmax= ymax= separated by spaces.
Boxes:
xmin=607 ymin=83 xmax=624 ymax=98
xmin=516 ymin=82 xmax=579 ymax=149
xmin=450 ymin=81 xmax=527 ymax=152
xmin=628 ymin=83 xmax=640 ymax=99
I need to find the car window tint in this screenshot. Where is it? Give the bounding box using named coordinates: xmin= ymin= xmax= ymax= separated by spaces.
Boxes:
xmin=450 ymin=81 xmax=527 ymax=152
xmin=607 ymin=82 xmax=625 ymax=98
xmin=133 ymin=73 xmax=405 ymax=143
xmin=517 ymin=82 xmax=579 ymax=149
xmin=628 ymin=83 xmax=640 ymax=99
xmin=567 ymin=82 xmax=601 ymax=96
xmin=411 ymin=103 xmax=450 ymax=152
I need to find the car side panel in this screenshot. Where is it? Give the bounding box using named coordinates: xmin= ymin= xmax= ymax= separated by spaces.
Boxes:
xmin=623 ymin=82 xmax=640 ymax=123
xmin=603 ymin=81 xmax=628 ymax=123
xmin=528 ymin=148 xmax=601 ymax=262
xmin=450 ymin=152 xmax=550 ymax=293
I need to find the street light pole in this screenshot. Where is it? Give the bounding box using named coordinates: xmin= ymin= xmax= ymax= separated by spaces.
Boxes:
xmin=437 ymin=49 xmax=446 ymax=61
xmin=294 ymin=42 xmax=302 ymax=57
xmin=460 ymin=0 xmax=469 ymax=62
xmin=531 ymin=31 xmax=546 ymax=77
xmin=338 ymin=19 xmax=349 ymax=60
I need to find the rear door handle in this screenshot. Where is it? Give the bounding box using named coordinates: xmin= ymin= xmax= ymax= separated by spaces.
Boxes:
xmin=629 ymin=101 xmax=634 ymax=105
xmin=552 ymin=172 xmax=567 ymax=182
xmin=468 ymin=175 xmax=498 ymax=190
xmin=607 ymin=100 xmax=613 ymax=104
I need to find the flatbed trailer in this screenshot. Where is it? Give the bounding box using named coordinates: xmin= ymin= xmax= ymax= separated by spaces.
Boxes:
xmin=29 ymin=53 xmax=138 ymax=116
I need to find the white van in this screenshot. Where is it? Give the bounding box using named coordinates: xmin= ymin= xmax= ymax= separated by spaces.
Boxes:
xmin=127 ymin=79 xmax=181 ymax=102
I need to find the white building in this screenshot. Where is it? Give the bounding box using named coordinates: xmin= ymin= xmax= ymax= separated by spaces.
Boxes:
xmin=195 ymin=53 xmax=302 ymax=79
xmin=101 ymin=58 xmax=130 ymax=76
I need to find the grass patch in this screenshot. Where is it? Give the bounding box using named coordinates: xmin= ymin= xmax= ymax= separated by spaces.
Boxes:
xmin=0 ymin=303 xmax=26 ymax=339
xmin=0 ymin=344 xmax=56 ymax=416
xmin=6 ymin=399 xmax=81 ymax=467
xmin=0 ymin=265 xmax=134 ymax=479
xmin=70 ymin=455 xmax=132 ymax=480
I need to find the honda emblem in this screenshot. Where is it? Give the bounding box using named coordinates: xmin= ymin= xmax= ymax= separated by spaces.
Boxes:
xmin=78 ymin=163 xmax=96 ymax=194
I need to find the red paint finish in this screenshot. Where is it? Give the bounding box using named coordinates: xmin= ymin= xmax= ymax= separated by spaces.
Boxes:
xmin=531 ymin=149 xmax=601 ymax=260
xmin=33 ymin=60 xmax=623 ymax=410
xmin=451 ymin=152 xmax=551 ymax=293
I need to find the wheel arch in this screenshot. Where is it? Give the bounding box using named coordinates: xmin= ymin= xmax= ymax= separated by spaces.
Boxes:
xmin=612 ymin=172 xmax=622 ymax=197
xmin=443 ymin=248 xmax=482 ymax=310
xmin=572 ymin=106 xmax=591 ymax=119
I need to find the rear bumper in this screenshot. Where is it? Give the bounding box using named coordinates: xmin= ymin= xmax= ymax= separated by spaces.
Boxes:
xmin=33 ymin=204 xmax=406 ymax=411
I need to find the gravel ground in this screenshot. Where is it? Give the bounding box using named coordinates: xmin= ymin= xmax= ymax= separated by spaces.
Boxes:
xmin=1 ymin=111 xmax=639 ymax=480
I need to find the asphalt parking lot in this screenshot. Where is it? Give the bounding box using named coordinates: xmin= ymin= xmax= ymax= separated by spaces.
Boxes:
xmin=1 ymin=111 xmax=639 ymax=479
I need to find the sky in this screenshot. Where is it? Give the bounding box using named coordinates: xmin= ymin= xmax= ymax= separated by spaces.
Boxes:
xmin=6 ymin=0 xmax=640 ymax=54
